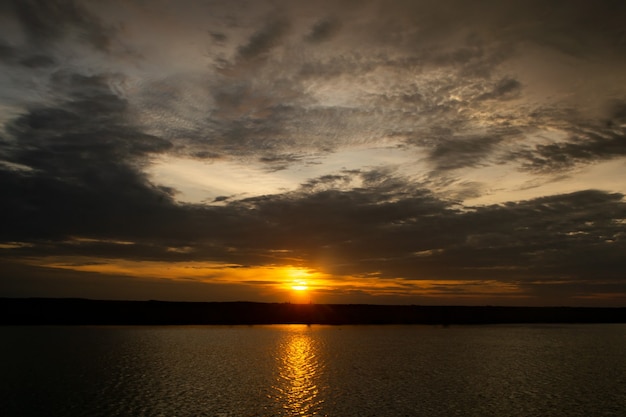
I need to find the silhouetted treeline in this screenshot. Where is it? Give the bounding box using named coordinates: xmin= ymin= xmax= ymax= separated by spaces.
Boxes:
xmin=1 ymin=298 xmax=625 ymax=325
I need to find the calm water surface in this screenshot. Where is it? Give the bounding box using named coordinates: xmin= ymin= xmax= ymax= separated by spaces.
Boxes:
xmin=1 ymin=324 xmax=625 ymax=416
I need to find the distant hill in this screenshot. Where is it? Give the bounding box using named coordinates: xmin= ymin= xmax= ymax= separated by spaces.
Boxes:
xmin=1 ymin=298 xmax=625 ymax=325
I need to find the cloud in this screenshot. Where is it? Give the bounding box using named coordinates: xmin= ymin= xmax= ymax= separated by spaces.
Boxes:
xmin=237 ymin=19 xmax=290 ymax=61
xmin=476 ymin=78 xmax=522 ymax=101
xmin=0 ymin=71 xmax=175 ymax=241
xmin=0 ymin=41 xmax=17 ymax=61
xmin=18 ymin=54 xmax=56 ymax=68
xmin=508 ymin=105 xmax=626 ymax=173
xmin=9 ymin=0 xmax=114 ymax=51
xmin=305 ymin=18 xmax=341 ymax=43
xmin=428 ymin=136 xmax=502 ymax=171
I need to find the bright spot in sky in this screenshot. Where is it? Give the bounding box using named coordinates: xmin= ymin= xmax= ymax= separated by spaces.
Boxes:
xmin=285 ymin=268 xmax=314 ymax=292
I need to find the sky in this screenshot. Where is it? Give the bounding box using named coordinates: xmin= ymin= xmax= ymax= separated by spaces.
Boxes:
xmin=1 ymin=0 xmax=626 ymax=306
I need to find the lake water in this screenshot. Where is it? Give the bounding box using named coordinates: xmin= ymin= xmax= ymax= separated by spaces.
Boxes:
xmin=1 ymin=324 xmax=625 ymax=416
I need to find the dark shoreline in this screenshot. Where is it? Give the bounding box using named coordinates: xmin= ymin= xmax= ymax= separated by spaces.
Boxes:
xmin=2 ymin=298 xmax=626 ymax=325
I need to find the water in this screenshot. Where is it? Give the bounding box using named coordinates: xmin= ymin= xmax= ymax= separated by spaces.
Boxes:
xmin=1 ymin=324 xmax=625 ymax=416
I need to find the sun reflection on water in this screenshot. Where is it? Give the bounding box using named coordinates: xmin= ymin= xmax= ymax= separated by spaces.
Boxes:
xmin=273 ymin=326 xmax=324 ymax=416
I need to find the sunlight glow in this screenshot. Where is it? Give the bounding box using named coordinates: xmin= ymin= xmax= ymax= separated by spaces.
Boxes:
xmin=284 ymin=268 xmax=315 ymax=292
xmin=291 ymin=281 xmax=308 ymax=291
xmin=29 ymin=256 xmax=530 ymax=301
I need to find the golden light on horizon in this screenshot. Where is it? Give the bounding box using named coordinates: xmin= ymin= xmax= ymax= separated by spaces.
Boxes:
xmin=284 ymin=267 xmax=314 ymax=293
xmin=291 ymin=281 xmax=308 ymax=291
xmin=26 ymin=256 xmax=532 ymax=302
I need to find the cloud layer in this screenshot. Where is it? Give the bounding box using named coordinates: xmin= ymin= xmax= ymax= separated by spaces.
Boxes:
xmin=1 ymin=0 xmax=625 ymax=305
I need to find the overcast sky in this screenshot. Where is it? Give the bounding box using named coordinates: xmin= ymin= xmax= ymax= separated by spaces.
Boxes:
xmin=1 ymin=0 xmax=625 ymax=306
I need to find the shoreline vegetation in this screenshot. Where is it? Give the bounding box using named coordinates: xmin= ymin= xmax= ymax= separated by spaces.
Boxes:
xmin=1 ymin=298 xmax=625 ymax=325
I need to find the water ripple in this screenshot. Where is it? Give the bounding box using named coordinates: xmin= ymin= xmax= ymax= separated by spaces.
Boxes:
xmin=272 ymin=326 xmax=326 ymax=416
xmin=1 ymin=325 xmax=625 ymax=416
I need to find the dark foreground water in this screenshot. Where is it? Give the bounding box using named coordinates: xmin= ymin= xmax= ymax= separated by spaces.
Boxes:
xmin=1 ymin=324 xmax=625 ymax=417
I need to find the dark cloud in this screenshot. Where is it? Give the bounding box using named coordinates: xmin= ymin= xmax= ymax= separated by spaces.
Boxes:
xmin=511 ymin=112 xmax=626 ymax=173
xmin=477 ymin=78 xmax=522 ymax=101
xmin=522 ymin=0 xmax=626 ymax=55
xmin=9 ymin=0 xmax=114 ymax=51
xmin=428 ymin=136 xmax=501 ymax=171
xmin=0 ymin=72 xmax=175 ymax=242
xmin=209 ymin=32 xmax=227 ymax=43
xmin=0 ymin=41 xmax=17 ymax=61
xmin=237 ymin=19 xmax=289 ymax=61
xmin=343 ymin=189 xmax=624 ymax=284
xmin=211 ymin=183 xmax=626 ymax=293
xmin=377 ymin=0 xmax=626 ymax=56
xmin=305 ymin=19 xmax=341 ymax=43
xmin=607 ymin=100 xmax=626 ymax=124
xmin=258 ymin=153 xmax=305 ymax=171
xmin=18 ymin=54 xmax=56 ymax=68
xmin=301 ymin=173 xmax=355 ymax=191
xmin=0 ymin=42 xmax=57 ymax=68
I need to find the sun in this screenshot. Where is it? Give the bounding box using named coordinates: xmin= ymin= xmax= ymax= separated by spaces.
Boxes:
xmin=283 ymin=267 xmax=314 ymax=293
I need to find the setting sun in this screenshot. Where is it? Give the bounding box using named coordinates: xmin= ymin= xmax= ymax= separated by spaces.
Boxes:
xmin=291 ymin=281 xmax=308 ymax=291
xmin=282 ymin=267 xmax=317 ymax=296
